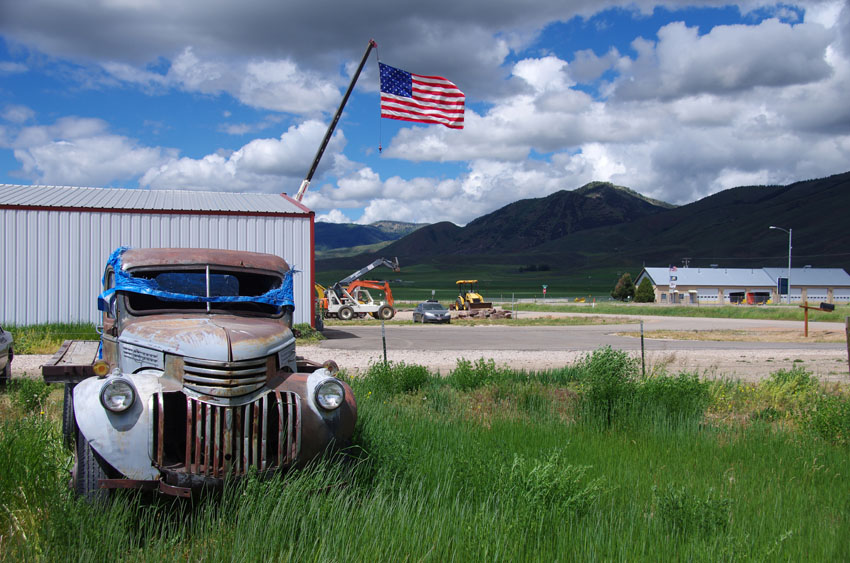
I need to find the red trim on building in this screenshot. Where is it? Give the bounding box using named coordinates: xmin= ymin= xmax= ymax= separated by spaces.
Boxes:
xmin=0 ymin=204 xmax=309 ymax=217
xmin=309 ymin=211 xmax=316 ymax=329
xmin=279 ymin=192 xmax=312 ymax=214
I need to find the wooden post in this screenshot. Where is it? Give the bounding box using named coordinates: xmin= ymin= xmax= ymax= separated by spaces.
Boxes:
xmin=804 ymin=301 xmax=809 ymax=337
xmin=845 ymin=316 xmax=850 ymax=377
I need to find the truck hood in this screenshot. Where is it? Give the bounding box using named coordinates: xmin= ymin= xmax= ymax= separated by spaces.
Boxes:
xmin=118 ymin=315 xmax=293 ymax=361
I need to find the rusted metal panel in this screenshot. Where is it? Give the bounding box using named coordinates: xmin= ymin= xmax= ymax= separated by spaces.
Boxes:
xmin=120 ymin=248 xmax=290 ymax=276
xmin=156 ymin=393 xmax=164 ymax=467
xmin=157 ymin=392 xmax=301 ymax=479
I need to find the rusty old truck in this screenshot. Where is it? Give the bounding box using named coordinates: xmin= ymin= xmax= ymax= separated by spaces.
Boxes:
xmin=43 ymin=247 xmax=356 ymax=500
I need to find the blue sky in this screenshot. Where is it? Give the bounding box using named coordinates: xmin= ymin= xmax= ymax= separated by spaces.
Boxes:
xmin=1 ymin=1 xmax=848 ymax=225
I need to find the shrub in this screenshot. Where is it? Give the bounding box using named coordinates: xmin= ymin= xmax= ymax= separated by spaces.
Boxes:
xmin=497 ymin=451 xmax=605 ymax=517
xmin=634 ymin=278 xmax=655 ymax=303
xmin=293 ymin=323 xmax=325 ymax=343
xmin=610 ymin=272 xmax=635 ymax=301
xmin=447 ymin=358 xmax=508 ymax=391
xmin=801 ymin=393 xmax=850 ymax=446
xmin=10 ymin=379 xmax=54 ymax=413
xmin=578 ymin=347 xmax=638 ymax=426
xmin=360 ymin=361 xmax=431 ymax=397
xmin=763 ymin=365 xmax=820 ymax=416
xmin=636 ymin=373 xmax=710 ymax=423
xmin=653 ymin=484 xmax=731 ymax=536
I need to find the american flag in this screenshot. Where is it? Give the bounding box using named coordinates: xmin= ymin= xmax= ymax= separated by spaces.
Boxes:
xmin=379 ymin=62 xmax=465 ymax=129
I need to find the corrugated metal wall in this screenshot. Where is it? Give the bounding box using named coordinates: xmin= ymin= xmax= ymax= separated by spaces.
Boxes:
xmin=0 ymin=209 xmax=313 ymax=326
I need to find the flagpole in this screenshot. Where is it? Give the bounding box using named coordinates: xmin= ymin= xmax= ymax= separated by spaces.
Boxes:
xmin=295 ymin=39 xmax=378 ymax=202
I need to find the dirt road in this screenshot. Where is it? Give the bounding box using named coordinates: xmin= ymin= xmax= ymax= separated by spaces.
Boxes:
xmin=11 ymin=312 xmax=849 ymax=382
xmin=301 ymin=311 xmax=849 ymax=381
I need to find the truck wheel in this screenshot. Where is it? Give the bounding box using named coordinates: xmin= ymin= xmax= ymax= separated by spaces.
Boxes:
xmin=338 ymin=306 xmax=354 ymax=321
xmin=378 ymin=305 xmax=394 ymax=320
xmin=62 ymin=383 xmax=76 ymax=449
xmin=74 ymin=434 xmax=110 ymax=503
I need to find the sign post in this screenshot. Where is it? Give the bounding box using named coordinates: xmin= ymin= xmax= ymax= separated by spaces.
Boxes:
xmin=542 ymin=285 xmax=548 ymax=300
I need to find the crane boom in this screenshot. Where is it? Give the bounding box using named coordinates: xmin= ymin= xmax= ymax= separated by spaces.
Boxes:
xmin=338 ymin=257 xmax=400 ymax=285
xmin=295 ymin=39 xmax=377 ymax=202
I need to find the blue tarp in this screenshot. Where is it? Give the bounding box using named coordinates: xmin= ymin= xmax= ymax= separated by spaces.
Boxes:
xmin=98 ymin=247 xmax=295 ymax=312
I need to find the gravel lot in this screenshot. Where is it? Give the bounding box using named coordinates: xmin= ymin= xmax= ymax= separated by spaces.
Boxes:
xmin=10 ymin=310 xmax=849 ymax=383
xmin=294 ymin=346 xmax=850 ymax=382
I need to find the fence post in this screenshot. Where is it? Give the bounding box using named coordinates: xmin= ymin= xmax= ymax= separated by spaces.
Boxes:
xmin=381 ymin=318 xmax=387 ymax=365
xmin=640 ymin=320 xmax=646 ymax=377
xmin=845 ymin=316 xmax=850 ymax=378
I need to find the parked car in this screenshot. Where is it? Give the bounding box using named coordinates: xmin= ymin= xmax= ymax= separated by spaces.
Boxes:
xmin=413 ymin=300 xmax=451 ymax=324
xmin=0 ymin=325 xmax=12 ymax=386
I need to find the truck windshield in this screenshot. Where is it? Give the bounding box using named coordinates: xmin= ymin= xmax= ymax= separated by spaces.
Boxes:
xmin=125 ymin=268 xmax=284 ymax=316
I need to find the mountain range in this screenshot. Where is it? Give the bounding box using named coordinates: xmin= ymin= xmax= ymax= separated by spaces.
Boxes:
xmin=314 ymin=220 xmax=423 ymax=256
xmin=317 ymin=171 xmax=850 ymax=276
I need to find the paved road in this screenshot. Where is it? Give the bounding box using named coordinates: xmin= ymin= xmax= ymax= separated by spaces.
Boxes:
xmin=319 ymin=315 xmax=844 ymax=353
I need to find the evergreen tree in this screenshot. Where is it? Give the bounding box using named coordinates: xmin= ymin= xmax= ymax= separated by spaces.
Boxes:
xmin=634 ymin=277 xmax=655 ymax=302
xmin=611 ymin=272 xmax=635 ymax=301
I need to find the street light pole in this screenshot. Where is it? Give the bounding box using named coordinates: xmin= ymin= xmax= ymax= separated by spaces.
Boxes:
xmin=769 ymin=226 xmax=792 ymax=305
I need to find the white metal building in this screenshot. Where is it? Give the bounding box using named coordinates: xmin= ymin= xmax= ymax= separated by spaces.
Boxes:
xmin=0 ymin=184 xmax=316 ymax=326
xmin=636 ymin=266 xmax=850 ymax=305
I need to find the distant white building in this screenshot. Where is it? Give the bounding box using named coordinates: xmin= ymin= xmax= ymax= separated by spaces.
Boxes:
xmin=635 ymin=266 xmax=850 ymax=305
xmin=0 ymin=184 xmax=316 ymax=326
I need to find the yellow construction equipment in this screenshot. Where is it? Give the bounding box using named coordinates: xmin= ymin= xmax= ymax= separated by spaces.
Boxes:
xmin=450 ymin=280 xmax=492 ymax=310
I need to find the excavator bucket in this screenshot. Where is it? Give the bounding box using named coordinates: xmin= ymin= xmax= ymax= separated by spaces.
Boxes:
xmin=468 ymin=301 xmax=493 ymax=310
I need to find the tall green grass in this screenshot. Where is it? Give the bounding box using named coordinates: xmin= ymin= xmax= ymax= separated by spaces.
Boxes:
xmin=7 ymin=323 xmax=100 ymax=354
xmin=7 ymin=323 xmax=323 ymax=355
xmin=2 ymin=357 xmax=849 ymax=560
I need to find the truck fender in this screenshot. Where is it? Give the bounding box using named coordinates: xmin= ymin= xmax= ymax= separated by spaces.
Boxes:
xmin=272 ymin=369 xmax=357 ymax=461
xmin=73 ymin=372 xmax=163 ymax=480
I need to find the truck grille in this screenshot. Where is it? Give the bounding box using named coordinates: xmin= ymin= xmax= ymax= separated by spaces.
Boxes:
xmin=182 ymin=356 xmax=270 ymax=398
xmin=152 ymin=391 xmax=301 ymax=477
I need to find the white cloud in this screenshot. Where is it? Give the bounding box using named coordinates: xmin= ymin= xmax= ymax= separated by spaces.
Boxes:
xmin=512 ymin=55 xmax=573 ymax=92
xmin=613 ymin=19 xmax=834 ymax=100
xmin=7 ymin=117 xmax=175 ymax=185
xmin=0 ymin=61 xmax=28 ymax=74
xmin=1 ymin=0 xmax=850 ymax=226
xmin=316 ymin=209 xmax=350 ymax=223
xmin=2 ymin=105 xmax=35 ymax=124
xmin=140 ymin=119 xmax=344 ymax=192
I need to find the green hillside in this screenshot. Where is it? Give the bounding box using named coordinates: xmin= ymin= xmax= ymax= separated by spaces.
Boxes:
xmin=316 ymin=171 xmax=850 ymax=299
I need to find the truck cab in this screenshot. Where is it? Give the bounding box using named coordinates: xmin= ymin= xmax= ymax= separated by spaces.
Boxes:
xmin=48 ymin=247 xmax=356 ymax=500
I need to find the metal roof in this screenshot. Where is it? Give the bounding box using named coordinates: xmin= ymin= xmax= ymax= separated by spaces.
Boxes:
xmin=641 ymin=267 xmax=774 ymax=287
xmin=640 ymin=266 xmax=850 ymax=288
xmin=763 ymin=267 xmax=850 ymax=286
xmin=0 ymin=184 xmax=310 ymax=215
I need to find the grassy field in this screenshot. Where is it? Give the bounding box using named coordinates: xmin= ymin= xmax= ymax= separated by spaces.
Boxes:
xmin=2 ymin=353 xmax=849 ymax=560
xmin=516 ymin=302 xmax=850 ymax=323
xmin=627 ymin=329 xmax=845 ymax=343
xmin=5 ymin=323 xmax=324 ymax=355
xmin=317 ymin=262 xmax=623 ymax=303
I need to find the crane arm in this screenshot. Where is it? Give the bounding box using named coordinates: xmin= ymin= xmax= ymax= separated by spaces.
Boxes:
xmin=295 ymin=39 xmax=377 ymax=202
xmin=338 ymin=257 xmax=400 ymax=285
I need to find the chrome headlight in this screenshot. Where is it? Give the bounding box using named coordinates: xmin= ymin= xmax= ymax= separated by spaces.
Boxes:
xmin=100 ymin=379 xmax=136 ymax=413
xmin=315 ymin=379 xmax=345 ymax=410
